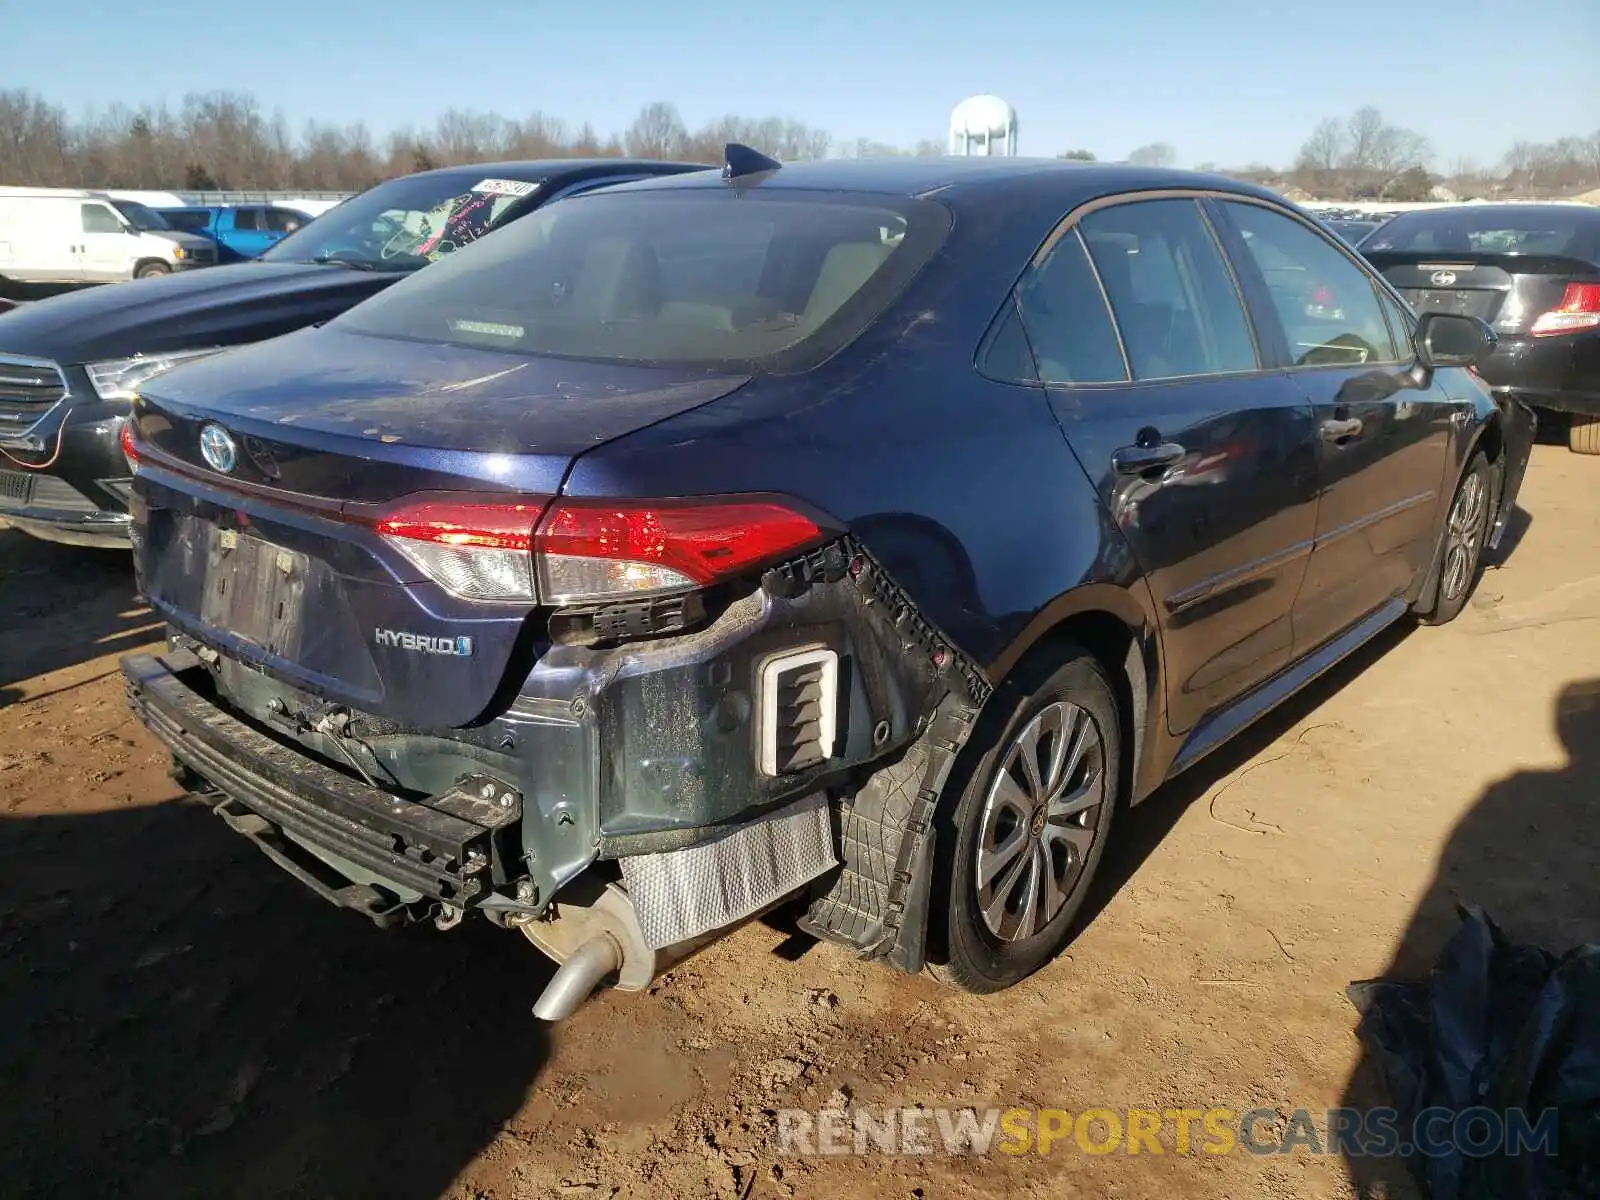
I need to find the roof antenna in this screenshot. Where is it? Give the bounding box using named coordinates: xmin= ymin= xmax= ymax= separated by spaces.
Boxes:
xmin=723 ymin=143 xmax=782 ymax=181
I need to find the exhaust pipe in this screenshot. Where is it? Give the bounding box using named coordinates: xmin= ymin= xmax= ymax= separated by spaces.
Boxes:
xmin=524 ymin=880 xmax=743 ymax=1021
xmin=532 ymin=934 xmax=623 ymax=1021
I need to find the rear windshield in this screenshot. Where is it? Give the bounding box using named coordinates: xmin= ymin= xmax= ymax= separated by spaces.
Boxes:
xmin=1364 ymin=209 xmax=1600 ymax=261
xmin=334 ymin=189 xmax=950 ymax=373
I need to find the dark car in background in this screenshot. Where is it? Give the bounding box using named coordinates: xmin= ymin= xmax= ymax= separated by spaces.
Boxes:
xmin=0 ymin=157 xmax=708 ymax=547
xmin=1361 ymin=204 xmax=1600 ymax=452
xmin=118 ymin=152 xmax=1529 ymax=1020
xmin=1326 ymin=216 xmax=1384 ymax=245
xmin=156 ymin=203 xmax=314 ymax=263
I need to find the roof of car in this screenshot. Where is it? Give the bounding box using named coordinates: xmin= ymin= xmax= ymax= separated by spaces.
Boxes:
xmin=606 ymin=156 xmax=1257 ymax=196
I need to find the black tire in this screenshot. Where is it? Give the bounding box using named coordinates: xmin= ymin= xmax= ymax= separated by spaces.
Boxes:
xmin=134 ymin=261 xmax=171 ymax=280
xmin=927 ymin=643 xmax=1120 ymax=993
xmin=1418 ymin=450 xmax=1494 ymax=626
xmin=1570 ymin=414 xmax=1600 ymax=455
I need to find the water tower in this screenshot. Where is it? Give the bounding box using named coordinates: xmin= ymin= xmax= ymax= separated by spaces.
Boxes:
xmin=948 ymin=95 xmax=1018 ymax=156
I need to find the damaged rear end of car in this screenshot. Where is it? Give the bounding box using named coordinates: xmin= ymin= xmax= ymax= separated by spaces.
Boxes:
xmin=121 ymin=169 xmax=977 ymax=1018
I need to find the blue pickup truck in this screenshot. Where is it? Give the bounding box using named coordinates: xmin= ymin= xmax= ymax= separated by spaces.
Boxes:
xmin=155 ymin=204 xmax=314 ymax=262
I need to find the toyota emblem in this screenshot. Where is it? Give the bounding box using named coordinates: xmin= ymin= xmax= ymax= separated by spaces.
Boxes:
xmin=199 ymin=423 xmax=238 ymax=474
xmin=1430 ymin=270 xmax=1458 ymax=287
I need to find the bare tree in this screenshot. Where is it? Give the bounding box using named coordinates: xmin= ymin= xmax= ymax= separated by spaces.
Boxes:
xmin=1058 ymin=148 xmax=1096 ymax=161
xmin=625 ymin=102 xmax=687 ymax=159
xmin=1127 ymin=142 xmax=1176 ymax=167
xmin=1296 ymin=118 xmax=1344 ymax=175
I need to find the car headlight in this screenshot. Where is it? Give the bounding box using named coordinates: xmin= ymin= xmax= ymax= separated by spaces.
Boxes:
xmin=172 ymin=246 xmax=187 ymax=260
xmin=84 ymin=347 xmax=226 ymax=402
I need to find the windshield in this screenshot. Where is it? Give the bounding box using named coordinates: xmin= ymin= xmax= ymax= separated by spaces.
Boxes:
xmin=110 ymin=200 xmax=170 ymax=232
xmin=334 ymin=189 xmax=950 ymax=374
xmin=1363 ymin=209 xmax=1600 ymax=260
xmin=261 ymin=172 xmax=545 ymax=271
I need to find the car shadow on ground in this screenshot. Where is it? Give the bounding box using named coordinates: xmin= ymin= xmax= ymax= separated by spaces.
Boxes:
xmin=0 ymin=531 xmax=161 ymax=697
xmin=1337 ymin=678 xmax=1600 ymax=1199
xmin=1079 ymin=619 xmax=1412 ymax=931
xmin=0 ymin=796 xmax=556 ymax=1199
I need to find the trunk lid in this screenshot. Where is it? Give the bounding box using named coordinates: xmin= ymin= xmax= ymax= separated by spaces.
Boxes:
xmin=131 ymin=325 xmax=751 ymax=728
xmin=1364 ymin=250 xmax=1600 ymax=336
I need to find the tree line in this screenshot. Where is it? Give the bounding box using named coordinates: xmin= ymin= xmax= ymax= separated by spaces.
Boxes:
xmin=2 ymin=89 xmax=1596 ymax=203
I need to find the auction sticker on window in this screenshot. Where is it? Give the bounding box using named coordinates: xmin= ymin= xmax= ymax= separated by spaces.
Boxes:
xmin=471 ymin=178 xmax=540 ymax=197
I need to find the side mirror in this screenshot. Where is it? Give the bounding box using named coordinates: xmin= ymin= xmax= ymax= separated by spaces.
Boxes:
xmin=1413 ymin=311 xmax=1497 ymax=370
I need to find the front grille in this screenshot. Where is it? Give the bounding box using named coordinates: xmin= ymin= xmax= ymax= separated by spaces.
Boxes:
xmin=759 ymin=647 xmax=839 ymax=776
xmin=0 ymin=471 xmax=96 ymax=514
xmin=1400 ymin=287 xmax=1502 ymax=323
xmin=0 ymin=469 xmax=33 ymax=506
xmin=0 ymin=355 xmax=68 ymax=434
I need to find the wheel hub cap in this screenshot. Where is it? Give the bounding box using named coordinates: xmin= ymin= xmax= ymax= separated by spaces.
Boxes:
xmin=974 ymin=700 xmax=1107 ymax=943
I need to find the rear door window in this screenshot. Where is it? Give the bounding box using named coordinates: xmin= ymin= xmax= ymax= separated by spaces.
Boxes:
xmin=1222 ymin=201 xmax=1400 ymax=367
xmin=1078 ymin=199 xmax=1258 ymax=380
xmin=1014 ymin=229 xmax=1127 ymax=383
xmin=230 ymin=208 xmax=263 ymax=231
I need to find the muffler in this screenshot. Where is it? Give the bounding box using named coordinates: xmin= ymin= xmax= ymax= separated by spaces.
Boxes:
xmin=526 ymin=791 xmax=838 ymax=1019
xmin=523 ymin=879 xmax=725 ymax=1020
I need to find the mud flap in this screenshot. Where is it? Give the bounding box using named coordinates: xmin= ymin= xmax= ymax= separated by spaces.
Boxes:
xmin=800 ymin=693 xmax=980 ymax=973
xmin=1490 ymin=399 xmax=1536 ymax=554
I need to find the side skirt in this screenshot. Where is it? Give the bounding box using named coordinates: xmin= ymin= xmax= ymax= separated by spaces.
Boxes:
xmin=1167 ymin=595 xmax=1409 ymax=781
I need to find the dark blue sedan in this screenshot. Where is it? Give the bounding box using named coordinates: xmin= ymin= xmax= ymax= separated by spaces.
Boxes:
xmin=119 ymin=149 xmax=1532 ymax=1016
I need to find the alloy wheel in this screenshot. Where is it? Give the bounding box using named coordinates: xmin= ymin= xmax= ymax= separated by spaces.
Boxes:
xmin=1442 ymin=471 xmax=1486 ymax=602
xmin=974 ymin=700 xmax=1107 ymax=942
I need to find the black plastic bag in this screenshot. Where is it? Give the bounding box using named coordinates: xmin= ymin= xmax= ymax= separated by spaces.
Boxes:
xmin=1348 ymin=906 xmax=1600 ymax=1199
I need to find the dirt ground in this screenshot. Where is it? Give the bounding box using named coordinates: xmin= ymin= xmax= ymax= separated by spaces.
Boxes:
xmin=2 ymin=441 xmax=1597 ymax=1200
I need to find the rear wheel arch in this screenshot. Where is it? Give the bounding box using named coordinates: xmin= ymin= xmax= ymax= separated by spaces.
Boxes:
xmin=985 ymin=595 xmax=1160 ymax=812
xmin=1472 ymin=411 xmax=1505 ymax=470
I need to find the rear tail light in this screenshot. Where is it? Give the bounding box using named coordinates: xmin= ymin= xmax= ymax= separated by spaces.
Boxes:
xmin=372 ymin=497 xmax=544 ymax=601
xmin=366 ymin=493 xmax=825 ymax=605
xmin=535 ymin=499 xmax=823 ymax=604
xmin=1531 ymin=283 xmax=1600 ymax=336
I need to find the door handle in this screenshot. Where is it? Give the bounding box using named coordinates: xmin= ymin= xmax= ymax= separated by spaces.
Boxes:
xmin=1111 ymin=441 xmax=1186 ymax=475
xmin=1320 ymin=417 xmax=1364 ymax=444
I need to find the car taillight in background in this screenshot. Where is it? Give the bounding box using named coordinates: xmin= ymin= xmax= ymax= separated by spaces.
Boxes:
xmin=1530 ymin=283 xmax=1600 ymax=337
xmin=367 ymin=493 xmax=825 ymax=605
xmin=119 ymin=420 xmax=141 ymax=469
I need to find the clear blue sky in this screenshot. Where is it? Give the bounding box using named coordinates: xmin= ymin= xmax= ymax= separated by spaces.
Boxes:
xmin=5 ymin=0 xmax=1597 ymax=167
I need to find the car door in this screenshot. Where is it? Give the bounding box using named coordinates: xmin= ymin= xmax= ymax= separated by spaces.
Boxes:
xmin=1211 ymin=199 xmax=1458 ymax=655
xmin=78 ymin=201 xmax=133 ymax=280
xmin=225 ymin=207 xmax=273 ymax=259
xmin=1015 ymin=196 xmax=1321 ymax=736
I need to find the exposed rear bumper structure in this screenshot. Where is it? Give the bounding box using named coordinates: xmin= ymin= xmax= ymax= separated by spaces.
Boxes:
xmin=122 ymin=647 xmax=848 ymax=1017
xmin=123 ymin=649 xmax=523 ymax=923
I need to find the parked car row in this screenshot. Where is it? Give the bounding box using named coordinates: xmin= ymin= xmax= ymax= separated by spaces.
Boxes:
xmin=0 ymin=151 xmax=1559 ymax=1021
